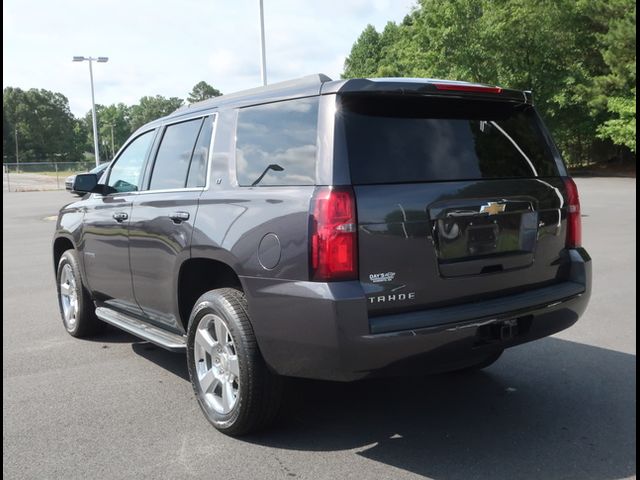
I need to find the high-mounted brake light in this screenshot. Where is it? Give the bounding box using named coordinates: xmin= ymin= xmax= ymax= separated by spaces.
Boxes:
xmin=434 ymin=83 xmax=503 ymax=94
xmin=309 ymin=187 xmax=358 ymax=281
xmin=563 ymin=177 xmax=582 ymax=248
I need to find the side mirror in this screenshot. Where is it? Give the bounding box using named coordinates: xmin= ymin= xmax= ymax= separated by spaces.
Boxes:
xmin=72 ymin=173 xmax=98 ymax=193
xmin=73 ymin=173 xmax=115 ymax=195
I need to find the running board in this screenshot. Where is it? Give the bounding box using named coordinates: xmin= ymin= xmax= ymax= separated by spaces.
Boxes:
xmin=95 ymin=307 xmax=186 ymax=352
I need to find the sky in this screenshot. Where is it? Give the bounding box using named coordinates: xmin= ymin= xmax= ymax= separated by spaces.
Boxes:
xmin=3 ymin=0 xmax=416 ymax=117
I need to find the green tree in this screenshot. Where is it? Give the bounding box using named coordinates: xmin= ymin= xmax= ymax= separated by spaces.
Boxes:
xmin=343 ymin=25 xmax=382 ymax=78
xmin=589 ymin=0 xmax=636 ymax=151
xmin=597 ymin=89 xmax=636 ymax=152
xmin=129 ymin=95 xmax=184 ymax=131
xmin=3 ymin=87 xmax=82 ymax=162
xmin=3 ymin=109 xmax=13 ymax=161
xmin=342 ymin=0 xmax=636 ymax=165
xmin=98 ymin=103 xmax=132 ymax=160
xmin=187 ymin=81 xmax=222 ymax=103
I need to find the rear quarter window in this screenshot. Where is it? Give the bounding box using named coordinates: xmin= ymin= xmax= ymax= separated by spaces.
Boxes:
xmin=235 ymin=97 xmax=319 ymax=186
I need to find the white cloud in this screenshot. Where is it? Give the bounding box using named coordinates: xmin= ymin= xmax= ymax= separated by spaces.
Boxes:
xmin=3 ymin=0 xmax=416 ymax=116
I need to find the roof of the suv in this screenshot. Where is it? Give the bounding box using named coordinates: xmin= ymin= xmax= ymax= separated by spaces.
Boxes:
xmin=140 ymin=74 xmax=531 ymax=131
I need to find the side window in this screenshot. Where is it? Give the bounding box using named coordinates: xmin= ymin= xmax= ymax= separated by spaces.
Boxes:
xmin=186 ymin=115 xmax=214 ymax=188
xmin=107 ymin=130 xmax=154 ymax=193
xmin=149 ymin=118 xmax=203 ymax=190
xmin=236 ymin=97 xmax=318 ymax=186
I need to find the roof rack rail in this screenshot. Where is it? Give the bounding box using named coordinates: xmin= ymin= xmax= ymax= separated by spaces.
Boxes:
xmin=176 ymin=73 xmax=332 ymax=113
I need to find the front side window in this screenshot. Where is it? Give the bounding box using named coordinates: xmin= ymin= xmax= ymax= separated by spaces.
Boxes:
xmin=149 ymin=118 xmax=204 ymax=190
xmin=236 ymin=97 xmax=318 ymax=186
xmin=107 ymin=130 xmax=155 ymax=193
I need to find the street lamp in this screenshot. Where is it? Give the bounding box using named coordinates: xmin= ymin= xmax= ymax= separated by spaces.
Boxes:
xmin=258 ymin=0 xmax=267 ymax=86
xmin=73 ymin=56 xmax=108 ymax=167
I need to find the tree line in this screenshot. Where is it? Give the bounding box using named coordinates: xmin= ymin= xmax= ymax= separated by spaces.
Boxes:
xmin=343 ymin=0 xmax=636 ymax=165
xmin=2 ymin=81 xmax=221 ymax=163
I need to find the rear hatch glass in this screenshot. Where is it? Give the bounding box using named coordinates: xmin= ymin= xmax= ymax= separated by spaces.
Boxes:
xmin=342 ymin=95 xmax=560 ymax=184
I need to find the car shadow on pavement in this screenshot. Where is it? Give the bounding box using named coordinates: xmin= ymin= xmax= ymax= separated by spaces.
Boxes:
xmin=130 ymin=342 xmax=190 ymax=381
xmin=247 ymin=338 xmax=636 ymax=480
xmin=125 ymin=335 xmax=635 ymax=479
xmin=83 ymin=323 xmax=142 ymax=344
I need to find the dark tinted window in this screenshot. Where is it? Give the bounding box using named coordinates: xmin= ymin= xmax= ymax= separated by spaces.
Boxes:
xmin=236 ymin=97 xmax=318 ymax=186
xmin=107 ymin=130 xmax=154 ymax=193
xmin=342 ymin=95 xmax=559 ymax=185
xmin=186 ymin=115 xmax=213 ymax=188
xmin=149 ymin=118 xmax=203 ymax=190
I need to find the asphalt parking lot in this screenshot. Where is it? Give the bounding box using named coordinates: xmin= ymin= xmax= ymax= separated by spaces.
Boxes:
xmin=2 ymin=177 xmax=636 ymax=480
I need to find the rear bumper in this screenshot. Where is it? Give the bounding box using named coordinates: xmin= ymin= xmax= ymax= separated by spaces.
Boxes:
xmin=242 ymin=248 xmax=591 ymax=381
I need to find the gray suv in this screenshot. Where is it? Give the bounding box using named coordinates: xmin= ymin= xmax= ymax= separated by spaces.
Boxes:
xmin=53 ymin=75 xmax=591 ymax=435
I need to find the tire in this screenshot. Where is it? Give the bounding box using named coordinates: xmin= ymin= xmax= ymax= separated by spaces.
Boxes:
xmin=186 ymin=288 xmax=283 ymax=436
xmin=56 ymin=249 xmax=102 ymax=337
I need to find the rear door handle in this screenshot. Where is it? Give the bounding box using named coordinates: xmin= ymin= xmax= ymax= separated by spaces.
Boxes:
xmin=169 ymin=211 xmax=190 ymax=223
xmin=112 ymin=212 xmax=128 ymax=222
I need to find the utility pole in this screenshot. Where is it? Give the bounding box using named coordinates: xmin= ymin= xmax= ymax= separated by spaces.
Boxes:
xmin=258 ymin=0 xmax=267 ymax=86
xmin=88 ymin=59 xmax=100 ymax=166
xmin=73 ymin=56 xmax=109 ymax=167
xmin=14 ymin=128 xmax=19 ymax=173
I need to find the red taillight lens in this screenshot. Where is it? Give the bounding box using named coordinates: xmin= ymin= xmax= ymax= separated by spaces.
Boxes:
xmin=564 ymin=177 xmax=582 ymax=248
xmin=433 ymin=83 xmax=502 ymax=94
xmin=310 ymin=187 xmax=358 ymax=281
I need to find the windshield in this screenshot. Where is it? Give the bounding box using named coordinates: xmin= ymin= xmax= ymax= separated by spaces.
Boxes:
xmin=341 ymin=95 xmax=560 ymax=184
xmin=90 ymin=162 xmax=109 ymax=174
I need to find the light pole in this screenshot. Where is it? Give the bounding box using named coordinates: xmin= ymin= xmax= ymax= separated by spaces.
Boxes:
xmin=258 ymin=0 xmax=267 ymax=86
xmin=73 ymin=56 xmax=108 ymax=167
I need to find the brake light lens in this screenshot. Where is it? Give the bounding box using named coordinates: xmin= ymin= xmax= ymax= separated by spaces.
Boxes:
xmin=434 ymin=83 xmax=503 ymax=94
xmin=563 ymin=177 xmax=582 ymax=248
xmin=310 ymin=187 xmax=358 ymax=281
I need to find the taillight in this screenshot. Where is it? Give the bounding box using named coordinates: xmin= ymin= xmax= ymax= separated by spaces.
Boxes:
xmin=309 ymin=186 xmax=358 ymax=281
xmin=433 ymin=83 xmax=503 ymax=94
xmin=563 ymin=177 xmax=582 ymax=248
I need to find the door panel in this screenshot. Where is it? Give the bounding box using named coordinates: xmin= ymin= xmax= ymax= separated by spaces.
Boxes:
xmin=81 ymin=194 xmax=142 ymax=316
xmin=80 ymin=129 xmax=156 ymax=317
xmin=128 ymin=115 xmax=214 ymax=332
xmin=129 ymin=192 xmax=201 ymax=331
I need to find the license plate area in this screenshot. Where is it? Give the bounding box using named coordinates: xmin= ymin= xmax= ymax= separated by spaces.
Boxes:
xmin=429 ymin=198 xmax=538 ymax=277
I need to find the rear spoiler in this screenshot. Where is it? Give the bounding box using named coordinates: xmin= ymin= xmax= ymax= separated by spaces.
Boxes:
xmin=323 ymin=78 xmax=532 ymax=105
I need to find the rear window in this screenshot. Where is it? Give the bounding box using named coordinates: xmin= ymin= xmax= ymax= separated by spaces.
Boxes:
xmin=342 ymin=95 xmax=560 ymax=184
xmin=149 ymin=118 xmax=203 ymax=190
xmin=236 ymin=97 xmax=318 ymax=186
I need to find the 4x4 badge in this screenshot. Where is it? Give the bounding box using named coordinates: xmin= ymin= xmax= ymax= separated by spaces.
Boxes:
xmin=480 ymin=202 xmax=506 ymax=215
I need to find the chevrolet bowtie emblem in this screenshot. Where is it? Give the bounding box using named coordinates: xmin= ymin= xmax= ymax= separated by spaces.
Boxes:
xmin=479 ymin=202 xmax=506 ymax=215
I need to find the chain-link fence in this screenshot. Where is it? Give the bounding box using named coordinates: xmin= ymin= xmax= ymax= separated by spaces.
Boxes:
xmin=3 ymin=161 xmax=98 ymax=192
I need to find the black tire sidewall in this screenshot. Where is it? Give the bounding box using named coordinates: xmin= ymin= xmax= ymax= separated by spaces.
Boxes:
xmin=186 ymin=292 xmax=250 ymax=431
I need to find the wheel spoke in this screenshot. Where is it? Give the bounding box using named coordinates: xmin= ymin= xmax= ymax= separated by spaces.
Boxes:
xmin=199 ymin=368 xmax=217 ymax=393
xmin=221 ymin=380 xmax=235 ymax=412
xmin=227 ymin=355 xmax=240 ymax=378
xmin=60 ymin=282 xmax=72 ymax=296
xmin=195 ymin=326 xmax=216 ymax=352
xmin=214 ymin=318 xmax=227 ymax=346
